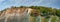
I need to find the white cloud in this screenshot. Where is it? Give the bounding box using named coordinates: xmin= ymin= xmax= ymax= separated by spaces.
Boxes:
xmin=0 ymin=0 xmax=5 ymax=2
xmin=35 ymin=0 xmax=44 ymax=5
xmin=42 ymin=0 xmax=57 ymax=6
xmin=0 ymin=0 xmax=5 ymax=3
xmin=29 ymin=0 xmax=44 ymax=6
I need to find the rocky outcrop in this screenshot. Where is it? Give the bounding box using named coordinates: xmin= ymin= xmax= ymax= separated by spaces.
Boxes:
xmin=0 ymin=7 xmax=33 ymax=22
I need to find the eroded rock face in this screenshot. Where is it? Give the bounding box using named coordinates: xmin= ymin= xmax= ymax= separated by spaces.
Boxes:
xmin=0 ymin=8 xmax=33 ymax=22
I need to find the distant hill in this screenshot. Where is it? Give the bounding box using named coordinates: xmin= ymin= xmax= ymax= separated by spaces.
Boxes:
xmin=0 ymin=6 xmax=60 ymax=22
xmin=0 ymin=6 xmax=60 ymax=17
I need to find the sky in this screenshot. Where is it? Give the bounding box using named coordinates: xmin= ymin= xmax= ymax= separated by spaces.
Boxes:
xmin=0 ymin=0 xmax=60 ymax=11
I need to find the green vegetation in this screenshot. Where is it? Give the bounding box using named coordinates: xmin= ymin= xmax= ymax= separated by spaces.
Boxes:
xmin=0 ymin=6 xmax=60 ymax=18
xmin=0 ymin=6 xmax=60 ymax=22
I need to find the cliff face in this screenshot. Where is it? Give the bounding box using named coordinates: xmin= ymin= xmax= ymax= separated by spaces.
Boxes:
xmin=0 ymin=8 xmax=33 ymax=22
xmin=0 ymin=6 xmax=60 ymax=22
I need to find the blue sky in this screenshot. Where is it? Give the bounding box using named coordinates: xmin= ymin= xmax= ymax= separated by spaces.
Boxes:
xmin=0 ymin=0 xmax=60 ymax=11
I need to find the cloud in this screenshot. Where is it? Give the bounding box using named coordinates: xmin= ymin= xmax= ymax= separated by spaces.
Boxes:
xmin=35 ymin=0 xmax=44 ymax=5
xmin=0 ymin=0 xmax=60 ymax=11
xmin=0 ymin=0 xmax=5 ymax=2
xmin=29 ymin=0 xmax=44 ymax=6
xmin=0 ymin=0 xmax=5 ymax=4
